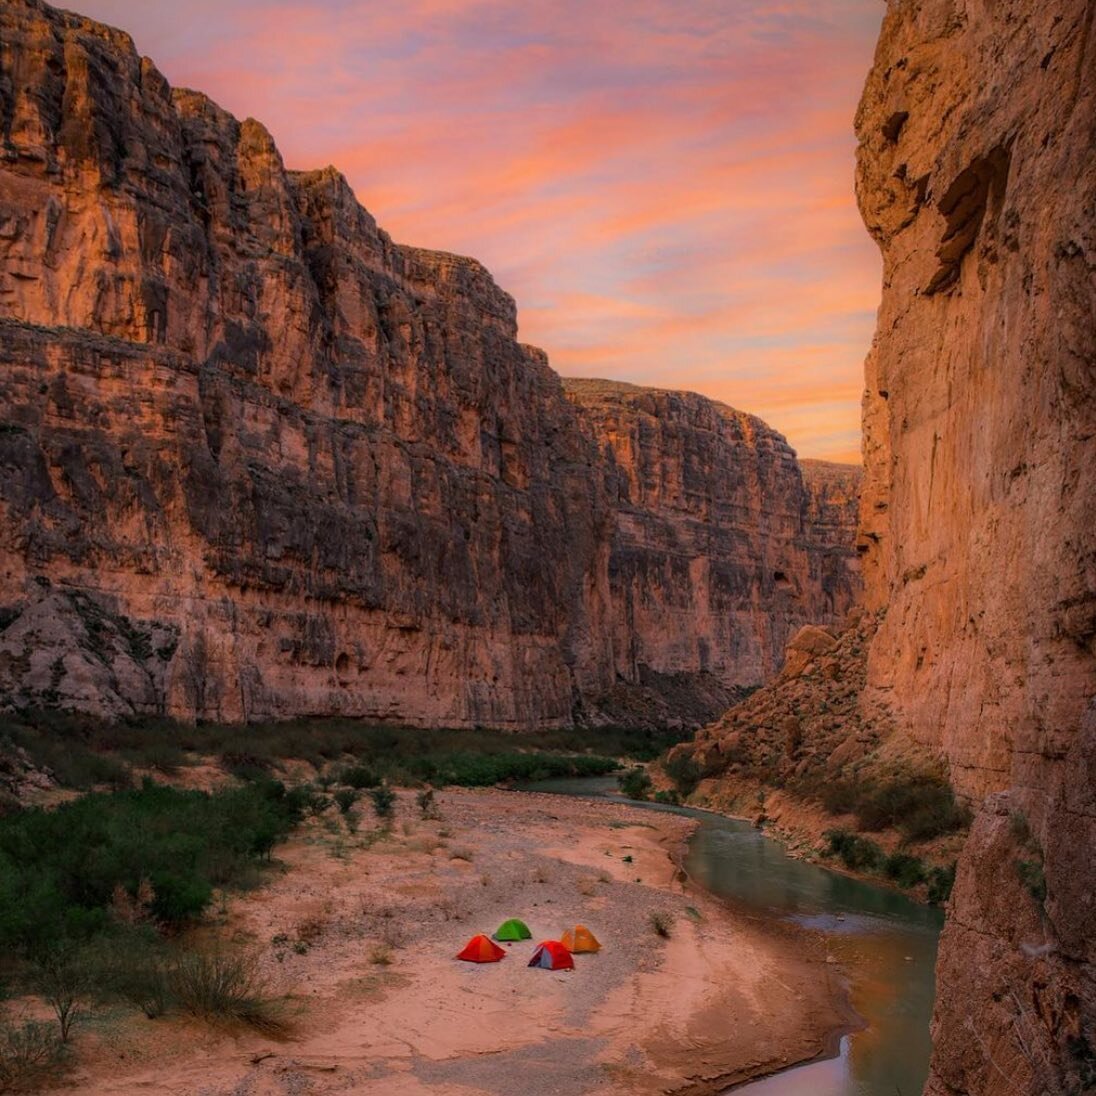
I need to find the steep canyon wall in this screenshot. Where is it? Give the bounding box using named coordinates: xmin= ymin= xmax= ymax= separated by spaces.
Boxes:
xmin=0 ymin=0 xmax=860 ymax=730
xmin=856 ymin=2 xmax=1096 ymax=1091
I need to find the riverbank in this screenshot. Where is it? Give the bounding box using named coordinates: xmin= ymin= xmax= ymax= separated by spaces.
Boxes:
xmin=56 ymin=787 xmax=848 ymax=1095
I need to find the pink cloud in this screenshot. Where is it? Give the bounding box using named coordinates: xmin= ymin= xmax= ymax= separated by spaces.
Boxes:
xmin=75 ymin=0 xmax=882 ymax=461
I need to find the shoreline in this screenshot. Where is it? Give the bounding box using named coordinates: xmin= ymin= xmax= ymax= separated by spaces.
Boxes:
xmin=57 ymin=786 xmax=852 ymax=1095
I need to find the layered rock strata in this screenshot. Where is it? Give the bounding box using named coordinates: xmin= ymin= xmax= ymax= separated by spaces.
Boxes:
xmin=564 ymin=380 xmax=860 ymax=691
xmin=856 ymin=3 xmax=1096 ymax=1091
xmin=679 ymin=2 xmax=1095 ymax=1091
xmin=0 ymin=0 xmax=860 ymax=730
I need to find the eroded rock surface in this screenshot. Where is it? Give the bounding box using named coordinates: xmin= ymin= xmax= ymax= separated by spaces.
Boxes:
xmin=682 ymin=2 xmax=1094 ymax=1090
xmin=0 ymin=0 xmax=860 ymax=730
xmin=565 ymin=380 xmax=861 ymax=691
xmin=856 ymin=4 xmax=1096 ymax=1092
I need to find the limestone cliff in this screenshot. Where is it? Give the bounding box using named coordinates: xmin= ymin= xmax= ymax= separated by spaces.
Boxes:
xmin=856 ymin=3 xmax=1095 ymax=1091
xmin=0 ymin=0 xmax=860 ymax=732
xmin=677 ymin=1 xmax=1095 ymax=1090
xmin=564 ymin=380 xmax=860 ymax=691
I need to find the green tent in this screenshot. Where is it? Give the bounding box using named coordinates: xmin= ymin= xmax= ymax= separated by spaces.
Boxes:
xmin=493 ymin=918 xmax=532 ymax=942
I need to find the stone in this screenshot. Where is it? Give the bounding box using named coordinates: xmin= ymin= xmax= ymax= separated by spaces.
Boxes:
xmin=0 ymin=0 xmax=861 ymax=730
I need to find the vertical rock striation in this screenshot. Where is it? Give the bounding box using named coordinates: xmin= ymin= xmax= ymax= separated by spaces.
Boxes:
xmin=564 ymin=380 xmax=860 ymax=692
xmin=855 ymin=2 xmax=1095 ymax=1091
xmin=0 ymin=0 xmax=860 ymax=731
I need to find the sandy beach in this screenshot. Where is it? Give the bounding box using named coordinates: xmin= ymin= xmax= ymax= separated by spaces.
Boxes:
xmin=59 ymin=788 xmax=848 ymax=1095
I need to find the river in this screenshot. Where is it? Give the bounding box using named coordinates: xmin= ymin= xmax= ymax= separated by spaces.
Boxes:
xmin=521 ymin=776 xmax=942 ymax=1096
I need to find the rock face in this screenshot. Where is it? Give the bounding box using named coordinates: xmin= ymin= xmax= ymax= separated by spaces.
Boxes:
xmin=856 ymin=3 xmax=1096 ymax=1092
xmin=564 ymin=380 xmax=860 ymax=690
xmin=0 ymin=0 xmax=860 ymax=731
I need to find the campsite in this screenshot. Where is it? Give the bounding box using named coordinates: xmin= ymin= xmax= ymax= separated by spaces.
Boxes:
xmin=49 ymin=786 xmax=845 ymax=1095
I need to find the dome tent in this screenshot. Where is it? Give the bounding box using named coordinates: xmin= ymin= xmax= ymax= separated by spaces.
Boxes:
xmin=528 ymin=940 xmax=574 ymax=970
xmin=561 ymin=925 xmax=600 ymax=953
xmin=456 ymin=934 xmax=506 ymax=963
xmin=494 ymin=918 xmax=532 ymax=942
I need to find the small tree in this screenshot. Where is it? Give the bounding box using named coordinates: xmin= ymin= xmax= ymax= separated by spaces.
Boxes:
xmin=34 ymin=948 xmax=91 ymax=1043
xmin=370 ymin=785 xmax=396 ymax=824
xmin=416 ymin=788 xmax=441 ymax=820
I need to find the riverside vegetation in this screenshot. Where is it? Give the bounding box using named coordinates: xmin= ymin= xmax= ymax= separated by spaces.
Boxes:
xmin=0 ymin=709 xmax=660 ymax=1090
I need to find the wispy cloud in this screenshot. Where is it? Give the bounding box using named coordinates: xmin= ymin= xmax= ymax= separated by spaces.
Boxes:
xmin=80 ymin=0 xmax=882 ymax=461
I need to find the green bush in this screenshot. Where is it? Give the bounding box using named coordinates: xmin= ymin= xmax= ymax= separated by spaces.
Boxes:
xmin=663 ymin=755 xmax=702 ymax=798
xmin=824 ymin=828 xmax=885 ymax=872
xmin=0 ymin=780 xmax=302 ymax=957
xmin=369 ymin=786 xmax=396 ymax=822
xmin=884 ymin=852 xmax=926 ymax=888
xmin=818 ymin=770 xmax=970 ymax=842
xmin=333 ymin=789 xmax=359 ymax=815
xmin=653 ymin=789 xmax=680 ymax=806
xmin=618 ymin=767 xmax=653 ymax=801
xmin=338 ymin=765 xmax=380 ymax=789
xmin=1016 ymin=859 xmax=1047 ymax=904
xmin=926 ymin=863 xmax=956 ymax=905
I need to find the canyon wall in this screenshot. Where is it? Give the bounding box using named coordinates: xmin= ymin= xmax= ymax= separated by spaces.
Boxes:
xmin=564 ymin=380 xmax=859 ymax=690
xmin=0 ymin=0 xmax=860 ymax=730
xmin=856 ymin=2 xmax=1095 ymax=1090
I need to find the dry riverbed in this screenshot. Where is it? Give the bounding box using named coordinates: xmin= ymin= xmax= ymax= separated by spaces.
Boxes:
xmin=61 ymin=788 xmax=846 ymax=1095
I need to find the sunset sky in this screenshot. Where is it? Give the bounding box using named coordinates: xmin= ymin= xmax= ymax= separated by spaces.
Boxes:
xmin=81 ymin=1 xmax=884 ymax=462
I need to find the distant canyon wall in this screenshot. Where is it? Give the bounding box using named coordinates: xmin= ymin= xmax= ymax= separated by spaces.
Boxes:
xmin=565 ymin=380 xmax=860 ymax=690
xmin=855 ymin=1 xmax=1095 ymax=1092
xmin=0 ymin=0 xmax=860 ymax=730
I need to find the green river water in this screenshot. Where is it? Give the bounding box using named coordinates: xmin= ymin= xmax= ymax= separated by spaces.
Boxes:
xmin=521 ymin=776 xmax=942 ymax=1096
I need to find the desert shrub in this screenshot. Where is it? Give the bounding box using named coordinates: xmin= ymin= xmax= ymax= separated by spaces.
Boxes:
xmin=618 ymin=767 xmax=653 ymax=801
xmin=648 ymin=911 xmax=673 ymax=938
xmin=0 ymin=780 xmax=302 ymax=957
xmin=653 ymin=789 xmax=680 ymax=806
xmin=926 ymin=863 xmax=956 ymax=905
xmin=369 ymin=944 xmax=392 ymax=966
xmin=824 ymin=828 xmax=885 ymax=872
xmin=820 ymin=779 xmax=861 ymax=816
xmin=369 ymin=786 xmax=396 ymax=822
xmin=416 ymin=788 xmax=440 ymax=820
xmin=663 ymin=754 xmax=702 ymax=797
xmin=333 ymin=789 xmax=359 ymax=815
xmin=338 ymin=765 xmax=380 ymax=790
xmin=855 ymin=773 xmax=970 ymax=840
xmin=32 ymin=947 xmax=92 ymax=1043
xmin=0 ymin=1017 xmax=64 ymax=1092
xmin=883 ymin=852 xmax=926 ymax=888
xmin=819 ymin=770 xmax=970 ymax=842
xmin=168 ymin=950 xmax=286 ymax=1034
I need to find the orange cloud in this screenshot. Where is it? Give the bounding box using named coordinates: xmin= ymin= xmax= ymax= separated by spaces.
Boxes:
xmin=77 ymin=0 xmax=883 ymax=460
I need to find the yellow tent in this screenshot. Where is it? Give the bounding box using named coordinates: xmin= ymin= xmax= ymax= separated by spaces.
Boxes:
xmin=561 ymin=925 xmax=601 ymax=953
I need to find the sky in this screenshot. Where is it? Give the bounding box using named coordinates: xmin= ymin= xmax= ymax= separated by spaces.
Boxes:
xmin=80 ymin=1 xmax=884 ymax=463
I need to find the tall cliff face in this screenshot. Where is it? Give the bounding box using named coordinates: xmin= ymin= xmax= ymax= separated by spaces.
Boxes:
xmin=0 ymin=0 xmax=616 ymax=728
xmin=564 ymin=380 xmax=860 ymax=690
xmin=0 ymin=0 xmax=860 ymax=731
xmin=855 ymin=2 xmax=1095 ymax=1091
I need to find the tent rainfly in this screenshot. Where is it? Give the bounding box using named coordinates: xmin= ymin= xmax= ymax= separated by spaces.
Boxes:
xmin=528 ymin=940 xmax=574 ymax=971
xmin=494 ymin=918 xmax=532 ymax=942
xmin=456 ymin=934 xmax=506 ymax=963
xmin=561 ymin=925 xmax=601 ymax=953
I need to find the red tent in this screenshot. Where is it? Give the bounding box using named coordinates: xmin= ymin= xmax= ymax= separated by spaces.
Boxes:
xmin=456 ymin=934 xmax=506 ymax=963
xmin=528 ymin=940 xmax=574 ymax=970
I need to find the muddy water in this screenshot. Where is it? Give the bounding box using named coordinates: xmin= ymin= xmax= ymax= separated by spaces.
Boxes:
xmin=521 ymin=776 xmax=942 ymax=1096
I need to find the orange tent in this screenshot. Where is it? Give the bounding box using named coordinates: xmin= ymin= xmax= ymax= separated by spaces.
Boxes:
xmin=528 ymin=940 xmax=574 ymax=970
xmin=561 ymin=925 xmax=601 ymax=953
xmin=456 ymin=934 xmax=506 ymax=963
